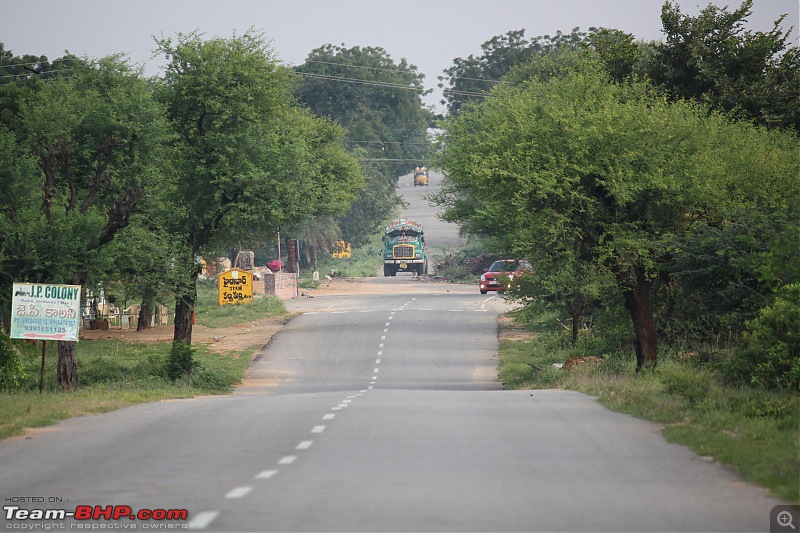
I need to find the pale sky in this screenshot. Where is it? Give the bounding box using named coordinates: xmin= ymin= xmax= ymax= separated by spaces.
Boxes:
xmin=2 ymin=0 xmax=797 ymax=112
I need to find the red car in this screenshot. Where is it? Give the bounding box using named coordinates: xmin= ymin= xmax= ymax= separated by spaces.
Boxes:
xmin=479 ymin=259 xmax=532 ymax=294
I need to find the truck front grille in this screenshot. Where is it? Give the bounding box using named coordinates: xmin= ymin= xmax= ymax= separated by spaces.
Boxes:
xmin=393 ymin=245 xmax=415 ymax=259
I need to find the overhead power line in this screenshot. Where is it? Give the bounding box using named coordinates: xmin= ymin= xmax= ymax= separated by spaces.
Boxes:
xmin=295 ymin=71 xmax=425 ymax=93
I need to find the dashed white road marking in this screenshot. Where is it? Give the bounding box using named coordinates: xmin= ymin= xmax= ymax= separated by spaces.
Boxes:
xmin=312 ymin=425 xmax=326 ymax=433
xmin=187 ymin=511 xmax=219 ymax=530
xmin=296 ymin=440 xmax=313 ymax=450
xmin=278 ymin=455 xmax=297 ymax=465
xmin=474 ymin=309 xmax=489 ymax=312
xmin=255 ymin=470 xmax=277 ymax=479
xmin=376 ymin=358 xmax=381 ymax=364
xmin=374 ymin=368 xmax=380 ymax=373
xmin=377 ymin=351 xmax=383 ymax=356
xmin=225 ymin=486 xmax=252 ymax=499
xmin=381 ymin=335 xmax=386 ymax=340
xmin=323 ymin=413 xmax=335 ymax=420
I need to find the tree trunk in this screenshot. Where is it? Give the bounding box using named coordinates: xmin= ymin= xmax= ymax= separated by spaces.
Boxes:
xmin=571 ymin=310 xmax=581 ymax=347
xmin=619 ymin=267 xmax=659 ymax=371
xmin=137 ymin=303 xmax=153 ymax=331
xmin=57 ymin=341 xmax=78 ymax=391
xmin=173 ymin=294 xmax=194 ymax=344
xmin=566 ymin=297 xmax=589 ymax=347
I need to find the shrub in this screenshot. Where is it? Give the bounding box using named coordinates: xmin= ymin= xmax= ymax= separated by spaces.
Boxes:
xmin=0 ymin=330 xmax=27 ymax=390
xmin=165 ymin=340 xmax=197 ymax=381
xmin=725 ymin=283 xmax=800 ymax=390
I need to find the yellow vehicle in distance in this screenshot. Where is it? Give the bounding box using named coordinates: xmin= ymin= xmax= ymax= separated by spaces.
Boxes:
xmin=413 ymin=166 xmax=429 ymax=187
xmin=331 ymin=240 xmax=352 ymax=259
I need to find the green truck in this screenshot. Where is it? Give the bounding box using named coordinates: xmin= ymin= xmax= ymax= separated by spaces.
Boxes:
xmin=383 ymin=218 xmax=428 ymax=276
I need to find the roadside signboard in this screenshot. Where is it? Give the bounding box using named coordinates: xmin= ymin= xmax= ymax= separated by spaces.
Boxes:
xmin=218 ymin=268 xmax=254 ymax=306
xmin=10 ymin=283 xmax=82 ymax=341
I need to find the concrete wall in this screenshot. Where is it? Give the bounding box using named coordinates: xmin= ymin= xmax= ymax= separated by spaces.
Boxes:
xmin=263 ymin=272 xmax=298 ymax=300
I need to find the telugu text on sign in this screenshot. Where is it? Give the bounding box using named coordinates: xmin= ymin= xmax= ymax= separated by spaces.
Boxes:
xmin=10 ymin=283 xmax=82 ymax=341
xmin=217 ymin=269 xmax=254 ymax=306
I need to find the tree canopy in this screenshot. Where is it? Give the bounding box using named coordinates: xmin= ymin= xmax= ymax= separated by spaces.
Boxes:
xmin=435 ymin=53 xmax=799 ymax=370
xmin=648 ymin=0 xmax=799 ymax=131
xmin=156 ymin=31 xmax=364 ymax=344
xmin=294 ymin=44 xmax=434 ymax=245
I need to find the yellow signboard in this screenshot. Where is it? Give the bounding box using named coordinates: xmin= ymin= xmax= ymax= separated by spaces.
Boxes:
xmin=218 ymin=268 xmax=254 ymax=306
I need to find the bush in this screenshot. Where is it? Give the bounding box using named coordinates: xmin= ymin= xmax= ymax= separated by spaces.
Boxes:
xmin=725 ymin=283 xmax=800 ymax=390
xmin=165 ymin=340 xmax=197 ymax=381
xmin=0 ymin=330 xmax=27 ymax=390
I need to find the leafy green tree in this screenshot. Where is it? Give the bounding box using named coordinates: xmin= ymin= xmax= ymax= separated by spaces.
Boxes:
xmin=439 ymin=28 xmax=591 ymax=116
xmin=649 ymin=0 xmax=799 ymax=131
xmin=291 ymin=216 xmax=342 ymax=270
xmin=294 ymin=44 xmax=433 ymax=244
xmin=0 ymin=55 xmax=172 ymax=389
xmin=156 ymin=31 xmax=362 ymax=346
xmin=435 ymin=53 xmax=799 ymax=370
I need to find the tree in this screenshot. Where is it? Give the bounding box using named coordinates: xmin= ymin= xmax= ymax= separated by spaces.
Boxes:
xmin=439 ymin=28 xmax=591 ymax=117
xmin=650 ymin=0 xmax=799 ymax=131
xmin=294 ymin=44 xmax=433 ymax=245
xmin=435 ymin=53 xmax=799 ymax=370
xmin=0 ymin=55 xmax=172 ymax=389
xmin=156 ymin=31 xmax=362 ymax=346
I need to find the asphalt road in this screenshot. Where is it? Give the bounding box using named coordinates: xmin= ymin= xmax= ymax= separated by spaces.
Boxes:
xmin=0 ymin=171 xmax=786 ymax=532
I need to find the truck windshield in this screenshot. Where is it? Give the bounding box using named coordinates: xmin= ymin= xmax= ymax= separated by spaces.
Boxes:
xmin=388 ymin=235 xmax=419 ymax=244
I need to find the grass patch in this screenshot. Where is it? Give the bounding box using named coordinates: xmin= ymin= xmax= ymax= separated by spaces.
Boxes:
xmin=314 ymin=234 xmax=384 ymax=278
xmin=497 ymin=307 xmax=800 ymax=503
xmin=0 ymin=286 xmax=288 ymax=442
xmin=0 ymin=336 xmax=259 ymax=441
xmin=195 ymin=282 xmax=286 ymax=328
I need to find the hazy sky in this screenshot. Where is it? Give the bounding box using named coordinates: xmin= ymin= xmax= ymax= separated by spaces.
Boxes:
xmin=2 ymin=0 xmax=798 ymax=112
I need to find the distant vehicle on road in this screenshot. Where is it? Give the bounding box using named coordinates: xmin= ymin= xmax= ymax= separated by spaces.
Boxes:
xmin=413 ymin=166 xmax=429 ymax=186
xmin=479 ymin=259 xmax=532 ymax=294
xmin=383 ymin=218 xmax=427 ymax=276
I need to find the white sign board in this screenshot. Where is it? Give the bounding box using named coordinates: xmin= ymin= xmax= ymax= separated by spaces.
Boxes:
xmin=10 ymin=283 xmax=82 ymax=341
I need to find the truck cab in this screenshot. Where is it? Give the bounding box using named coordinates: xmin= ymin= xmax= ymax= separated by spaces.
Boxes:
xmin=383 ymin=219 xmax=427 ymax=276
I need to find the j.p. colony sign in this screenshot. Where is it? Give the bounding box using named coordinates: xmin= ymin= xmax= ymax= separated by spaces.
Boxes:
xmin=10 ymin=283 xmax=82 ymax=341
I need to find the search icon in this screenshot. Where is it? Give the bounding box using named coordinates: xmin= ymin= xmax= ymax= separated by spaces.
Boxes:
xmin=778 ymin=510 xmax=796 ymax=530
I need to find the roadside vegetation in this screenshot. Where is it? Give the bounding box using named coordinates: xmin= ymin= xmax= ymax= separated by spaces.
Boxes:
xmin=0 ymin=284 xmax=286 ymax=441
xmin=433 ymin=1 xmax=799 ymax=504
xmin=497 ymin=302 xmax=800 ymax=504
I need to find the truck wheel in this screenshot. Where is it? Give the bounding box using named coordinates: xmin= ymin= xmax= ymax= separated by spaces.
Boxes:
xmin=384 ymin=265 xmax=391 ymax=277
